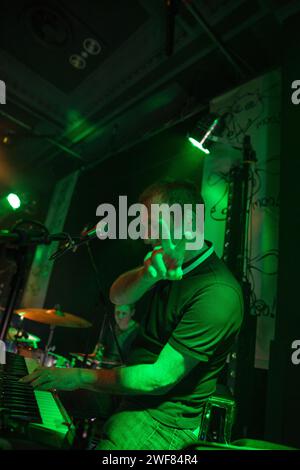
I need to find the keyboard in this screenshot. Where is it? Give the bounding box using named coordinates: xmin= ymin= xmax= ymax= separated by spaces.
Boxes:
xmin=0 ymin=352 xmax=74 ymax=448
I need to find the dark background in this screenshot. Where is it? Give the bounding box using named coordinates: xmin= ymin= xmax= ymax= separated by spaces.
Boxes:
xmin=1 ymin=0 xmax=300 ymax=447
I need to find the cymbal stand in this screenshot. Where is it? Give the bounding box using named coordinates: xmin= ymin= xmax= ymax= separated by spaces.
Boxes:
xmin=43 ymin=324 xmax=56 ymax=366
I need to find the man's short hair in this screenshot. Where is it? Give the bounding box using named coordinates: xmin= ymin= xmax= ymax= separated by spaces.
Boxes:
xmin=139 ymin=179 xmax=204 ymax=210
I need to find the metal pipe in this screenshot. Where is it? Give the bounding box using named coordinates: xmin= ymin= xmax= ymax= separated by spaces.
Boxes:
xmin=0 ymin=109 xmax=83 ymax=161
xmin=183 ymin=2 xmax=249 ymax=78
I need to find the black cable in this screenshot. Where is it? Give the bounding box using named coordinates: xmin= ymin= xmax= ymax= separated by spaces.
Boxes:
xmin=207 ymin=171 xmax=230 ymax=222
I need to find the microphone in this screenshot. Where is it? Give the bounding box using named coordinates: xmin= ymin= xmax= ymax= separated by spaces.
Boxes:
xmin=49 ymin=222 xmax=107 ymax=261
xmin=80 ymin=222 xmax=108 ymax=239
xmin=80 ymin=224 xmax=97 ymax=239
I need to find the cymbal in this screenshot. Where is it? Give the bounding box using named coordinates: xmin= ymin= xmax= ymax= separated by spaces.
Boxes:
xmin=14 ymin=308 xmax=92 ymax=328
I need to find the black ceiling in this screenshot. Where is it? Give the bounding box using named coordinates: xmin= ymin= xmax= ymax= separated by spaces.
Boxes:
xmin=0 ymin=0 xmax=298 ymax=196
xmin=1 ymin=0 xmax=148 ymax=93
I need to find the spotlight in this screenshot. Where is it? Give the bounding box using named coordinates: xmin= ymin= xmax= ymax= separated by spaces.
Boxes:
xmin=188 ymin=136 xmax=211 ymax=154
xmin=6 ymin=193 xmax=21 ymax=210
xmin=188 ymin=113 xmax=226 ymax=155
xmin=0 ymin=192 xmax=22 ymax=216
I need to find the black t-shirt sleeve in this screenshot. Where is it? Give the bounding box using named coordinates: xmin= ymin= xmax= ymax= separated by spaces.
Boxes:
xmin=168 ymin=283 xmax=243 ymax=362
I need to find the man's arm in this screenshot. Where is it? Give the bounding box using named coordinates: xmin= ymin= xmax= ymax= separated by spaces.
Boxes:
xmin=110 ymin=234 xmax=186 ymax=306
xmin=109 ymin=265 xmax=156 ymax=305
xmin=20 ymin=343 xmax=199 ymax=394
xmin=82 ymin=343 xmax=199 ymax=395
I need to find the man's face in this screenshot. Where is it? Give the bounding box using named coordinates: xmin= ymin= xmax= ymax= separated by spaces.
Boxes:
xmin=141 ymin=195 xmax=162 ymax=248
xmin=141 ymin=194 xmax=200 ymax=252
xmin=114 ymin=304 xmax=135 ymax=331
xmin=141 ymin=194 xmax=176 ymax=248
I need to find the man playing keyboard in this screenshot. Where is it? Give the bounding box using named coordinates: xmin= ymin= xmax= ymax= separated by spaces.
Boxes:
xmin=21 ymin=180 xmax=243 ymax=450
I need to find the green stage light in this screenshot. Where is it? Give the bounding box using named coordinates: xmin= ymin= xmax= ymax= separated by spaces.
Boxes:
xmin=188 ymin=114 xmax=223 ymax=155
xmin=6 ymin=193 xmax=21 ymax=210
xmin=188 ymin=137 xmax=210 ymax=154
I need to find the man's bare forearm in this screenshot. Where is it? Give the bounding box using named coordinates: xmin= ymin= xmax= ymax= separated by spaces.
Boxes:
xmin=109 ymin=266 xmax=156 ymax=305
xmin=79 ymin=364 xmax=170 ymax=396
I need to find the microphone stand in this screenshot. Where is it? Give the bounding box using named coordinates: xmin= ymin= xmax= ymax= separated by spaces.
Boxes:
xmin=0 ymin=244 xmax=28 ymax=342
xmin=50 ymin=226 xmax=124 ymax=366
xmin=85 ymin=242 xmax=124 ymax=366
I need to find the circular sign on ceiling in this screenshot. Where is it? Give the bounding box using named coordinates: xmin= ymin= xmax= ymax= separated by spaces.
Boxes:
xmin=69 ymin=54 xmax=86 ymax=70
xmin=24 ymin=5 xmax=71 ymax=48
xmin=83 ymin=38 xmax=102 ymax=56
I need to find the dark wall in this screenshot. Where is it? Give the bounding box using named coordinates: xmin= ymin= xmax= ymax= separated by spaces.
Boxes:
xmin=44 ymin=119 xmax=204 ymax=356
xmin=265 ymin=13 xmax=300 ymax=448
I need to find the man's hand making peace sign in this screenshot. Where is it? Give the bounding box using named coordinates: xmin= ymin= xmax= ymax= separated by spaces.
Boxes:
xmin=143 ymin=218 xmax=191 ymax=281
xmin=110 ymin=216 xmax=195 ymax=305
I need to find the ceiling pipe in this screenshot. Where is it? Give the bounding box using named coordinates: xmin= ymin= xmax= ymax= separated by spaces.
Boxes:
xmin=183 ymin=1 xmax=253 ymax=78
xmin=0 ymin=108 xmax=83 ymax=161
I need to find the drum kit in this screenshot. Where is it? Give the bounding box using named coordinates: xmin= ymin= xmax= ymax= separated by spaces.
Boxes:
xmin=0 ymin=226 xmax=122 ymax=372
xmin=4 ymin=307 xmax=117 ymax=369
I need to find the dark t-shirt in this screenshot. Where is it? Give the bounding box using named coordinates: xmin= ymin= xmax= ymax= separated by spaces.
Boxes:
xmin=125 ymin=244 xmax=244 ymax=429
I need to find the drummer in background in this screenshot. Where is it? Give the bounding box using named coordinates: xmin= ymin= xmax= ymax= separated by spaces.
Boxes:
xmin=107 ymin=304 xmax=139 ymax=362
